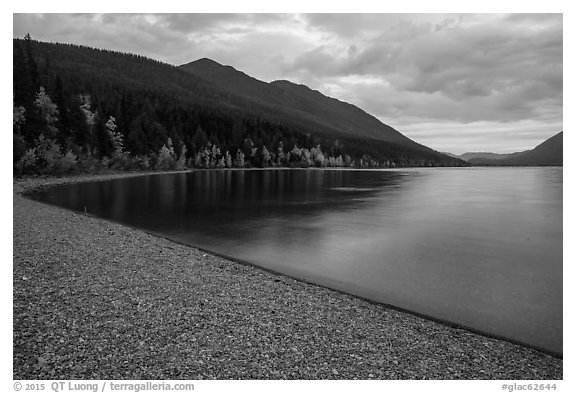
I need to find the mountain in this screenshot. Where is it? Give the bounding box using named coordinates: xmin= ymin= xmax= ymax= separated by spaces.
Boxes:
xmin=180 ymin=58 xmax=423 ymax=147
xmin=458 ymin=151 xmax=530 ymax=162
xmin=496 ymin=132 xmax=563 ymax=166
xmin=14 ymin=38 xmax=465 ymax=167
xmin=462 ymin=132 xmax=563 ymax=166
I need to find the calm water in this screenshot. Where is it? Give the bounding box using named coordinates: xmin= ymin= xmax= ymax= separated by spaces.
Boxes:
xmin=30 ymin=168 xmax=563 ymax=353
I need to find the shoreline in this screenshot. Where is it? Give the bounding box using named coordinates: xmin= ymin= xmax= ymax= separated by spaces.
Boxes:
xmin=13 ymin=172 xmax=563 ymax=379
xmin=153 ymin=231 xmax=562 ymax=359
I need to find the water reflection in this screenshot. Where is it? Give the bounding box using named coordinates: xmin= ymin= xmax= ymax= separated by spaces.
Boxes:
xmin=29 ymin=168 xmax=562 ymax=353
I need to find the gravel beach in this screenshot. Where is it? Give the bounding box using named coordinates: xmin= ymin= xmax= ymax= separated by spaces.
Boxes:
xmin=13 ymin=173 xmax=563 ymax=380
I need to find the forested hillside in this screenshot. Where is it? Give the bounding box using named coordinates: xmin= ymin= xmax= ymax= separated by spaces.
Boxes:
xmin=180 ymin=58 xmax=417 ymax=146
xmin=13 ymin=36 xmax=466 ymax=175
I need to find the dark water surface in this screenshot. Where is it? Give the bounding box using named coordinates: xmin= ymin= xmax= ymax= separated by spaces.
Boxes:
xmin=30 ymin=168 xmax=563 ymax=353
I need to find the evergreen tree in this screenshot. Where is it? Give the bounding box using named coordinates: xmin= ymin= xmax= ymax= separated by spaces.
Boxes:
xmin=157 ymin=144 xmax=174 ymax=170
xmin=175 ymin=145 xmax=187 ymax=170
xmin=68 ymin=95 xmax=91 ymax=149
xmin=13 ymin=39 xmax=37 ymax=108
xmin=225 ymin=150 xmax=233 ymax=168
xmin=93 ymin=112 xmax=113 ymax=157
xmin=13 ymin=103 xmax=26 ymax=134
xmin=191 ymin=126 xmax=208 ymax=152
xmin=53 ymin=75 xmax=72 ymax=146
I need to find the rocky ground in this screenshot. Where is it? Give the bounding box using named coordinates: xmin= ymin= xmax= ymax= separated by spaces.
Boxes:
xmin=13 ymin=173 xmax=563 ymax=380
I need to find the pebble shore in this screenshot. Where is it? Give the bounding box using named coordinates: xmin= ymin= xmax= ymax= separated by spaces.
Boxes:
xmin=13 ymin=173 xmax=563 ymax=380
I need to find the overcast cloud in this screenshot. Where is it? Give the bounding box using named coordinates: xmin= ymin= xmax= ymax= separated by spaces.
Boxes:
xmin=13 ymin=13 xmax=563 ymax=154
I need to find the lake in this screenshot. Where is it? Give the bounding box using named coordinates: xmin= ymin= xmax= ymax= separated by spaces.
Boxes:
xmin=29 ymin=167 xmax=563 ymax=354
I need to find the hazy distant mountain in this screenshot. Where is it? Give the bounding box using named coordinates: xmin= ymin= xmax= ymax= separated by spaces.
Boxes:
xmin=441 ymin=152 xmax=460 ymax=158
xmin=461 ymin=132 xmax=563 ymax=166
xmin=180 ymin=58 xmax=421 ymax=148
xmin=458 ymin=151 xmax=530 ymax=162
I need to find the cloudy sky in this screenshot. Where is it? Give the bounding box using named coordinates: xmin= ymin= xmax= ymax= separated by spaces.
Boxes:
xmin=13 ymin=13 xmax=563 ymax=154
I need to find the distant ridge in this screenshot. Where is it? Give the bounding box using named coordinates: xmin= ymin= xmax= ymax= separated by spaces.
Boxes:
xmin=458 ymin=151 xmax=530 ymax=162
xmin=457 ymin=132 xmax=563 ymax=166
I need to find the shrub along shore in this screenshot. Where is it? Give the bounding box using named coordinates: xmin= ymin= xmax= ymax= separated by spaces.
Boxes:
xmin=13 ymin=172 xmax=562 ymax=380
